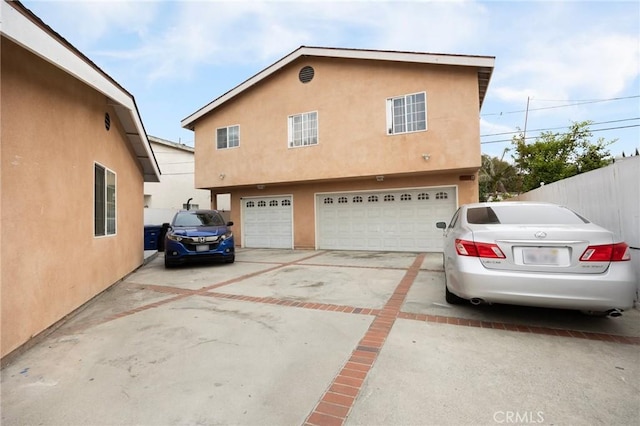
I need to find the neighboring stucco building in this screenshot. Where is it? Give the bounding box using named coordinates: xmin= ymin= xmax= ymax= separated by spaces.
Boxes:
xmin=144 ymin=136 xmax=212 ymax=225
xmin=1 ymin=0 xmax=160 ymax=359
xmin=182 ymin=46 xmax=494 ymax=252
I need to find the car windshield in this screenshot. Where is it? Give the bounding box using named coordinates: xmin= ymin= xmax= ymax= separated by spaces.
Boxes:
xmin=467 ymin=205 xmax=589 ymax=225
xmin=174 ymin=212 xmax=225 ymax=227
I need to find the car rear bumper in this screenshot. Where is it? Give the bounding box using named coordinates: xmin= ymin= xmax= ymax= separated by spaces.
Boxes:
xmin=447 ymin=258 xmax=637 ymax=311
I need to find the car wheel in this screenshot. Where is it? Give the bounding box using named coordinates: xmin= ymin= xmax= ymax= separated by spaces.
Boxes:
xmin=445 ymin=284 xmax=466 ymax=305
xmin=164 ymin=257 xmax=175 ymax=268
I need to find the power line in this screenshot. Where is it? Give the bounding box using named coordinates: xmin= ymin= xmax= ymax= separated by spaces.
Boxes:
xmin=480 ymin=124 xmax=640 ymax=145
xmin=481 ymin=117 xmax=640 ymax=137
xmin=481 ymin=95 xmax=640 ymax=117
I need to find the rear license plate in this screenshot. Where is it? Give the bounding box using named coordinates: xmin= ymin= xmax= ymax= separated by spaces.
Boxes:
xmin=523 ymin=247 xmax=561 ymax=265
xmin=196 ymin=244 xmax=209 ymax=252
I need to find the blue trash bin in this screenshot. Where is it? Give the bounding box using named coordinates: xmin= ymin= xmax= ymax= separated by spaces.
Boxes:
xmin=144 ymin=225 xmax=162 ymax=250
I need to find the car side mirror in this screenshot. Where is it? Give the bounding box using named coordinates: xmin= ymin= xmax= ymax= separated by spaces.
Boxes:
xmin=436 ymin=222 xmax=447 ymax=229
xmin=162 ymin=222 xmax=171 ymax=229
xmin=226 ymin=221 xmax=234 ymax=226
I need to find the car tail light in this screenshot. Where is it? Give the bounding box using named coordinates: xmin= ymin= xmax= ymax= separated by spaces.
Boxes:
xmin=455 ymin=239 xmax=506 ymax=259
xmin=580 ymin=242 xmax=630 ymax=262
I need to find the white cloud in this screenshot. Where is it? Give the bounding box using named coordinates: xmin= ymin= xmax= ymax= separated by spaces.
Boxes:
xmin=26 ymin=0 xmax=159 ymax=48
xmin=92 ymin=0 xmax=493 ymax=82
xmin=490 ymin=2 xmax=640 ymax=104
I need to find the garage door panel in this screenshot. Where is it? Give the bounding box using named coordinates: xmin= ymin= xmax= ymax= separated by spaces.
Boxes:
xmin=352 ymin=223 xmax=366 ymax=233
xmin=242 ymin=196 xmax=292 ymax=249
xmin=317 ymin=187 xmax=456 ymax=252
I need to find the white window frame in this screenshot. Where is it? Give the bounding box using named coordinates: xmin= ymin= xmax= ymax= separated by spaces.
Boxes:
xmin=216 ymin=125 xmax=240 ymax=149
xmin=94 ymin=162 xmax=116 ymax=237
xmin=386 ymin=91 xmax=427 ymax=135
xmin=288 ymin=111 xmax=318 ymax=148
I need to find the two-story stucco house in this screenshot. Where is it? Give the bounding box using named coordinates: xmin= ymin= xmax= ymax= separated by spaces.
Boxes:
xmin=1 ymin=0 xmax=160 ymax=359
xmin=182 ymin=46 xmax=494 ymax=252
xmin=144 ymin=136 xmax=212 ymax=225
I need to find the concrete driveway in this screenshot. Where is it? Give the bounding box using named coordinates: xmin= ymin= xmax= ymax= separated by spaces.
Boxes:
xmin=2 ymin=249 xmax=639 ymax=425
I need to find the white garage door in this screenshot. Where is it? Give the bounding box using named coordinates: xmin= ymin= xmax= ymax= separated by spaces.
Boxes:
xmin=242 ymin=196 xmax=293 ymax=249
xmin=317 ymin=187 xmax=456 ymax=252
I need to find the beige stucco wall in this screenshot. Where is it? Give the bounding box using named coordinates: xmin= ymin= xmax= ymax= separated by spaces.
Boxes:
xmin=1 ymin=38 xmax=145 ymax=358
xmin=194 ymin=57 xmax=481 ymax=189
xmin=194 ymin=55 xmax=483 ymax=249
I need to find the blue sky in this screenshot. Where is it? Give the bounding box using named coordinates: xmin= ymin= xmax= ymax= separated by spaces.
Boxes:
xmin=22 ymin=0 xmax=640 ymax=160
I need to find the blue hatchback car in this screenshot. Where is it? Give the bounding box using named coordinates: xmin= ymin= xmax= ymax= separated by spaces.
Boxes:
xmin=164 ymin=210 xmax=235 ymax=268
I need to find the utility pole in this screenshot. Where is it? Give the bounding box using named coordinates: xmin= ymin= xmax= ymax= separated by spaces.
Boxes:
xmin=523 ymin=96 xmax=530 ymax=142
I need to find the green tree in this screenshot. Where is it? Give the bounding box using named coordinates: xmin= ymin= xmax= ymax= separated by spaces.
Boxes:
xmin=479 ymin=148 xmax=519 ymax=201
xmin=511 ymin=121 xmax=614 ymax=192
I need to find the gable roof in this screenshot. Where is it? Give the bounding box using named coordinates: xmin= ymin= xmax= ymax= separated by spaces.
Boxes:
xmin=148 ymin=135 xmax=195 ymax=154
xmin=1 ymin=0 xmax=161 ymax=182
xmin=181 ymin=46 xmax=495 ymax=130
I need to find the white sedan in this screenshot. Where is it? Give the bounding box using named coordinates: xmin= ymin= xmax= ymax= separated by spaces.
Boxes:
xmin=436 ymin=202 xmax=637 ymax=317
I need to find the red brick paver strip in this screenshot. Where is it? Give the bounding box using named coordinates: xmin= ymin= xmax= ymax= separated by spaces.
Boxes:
xmin=396 ymin=312 xmax=640 ymax=345
xmin=304 ymin=253 xmax=426 ymax=426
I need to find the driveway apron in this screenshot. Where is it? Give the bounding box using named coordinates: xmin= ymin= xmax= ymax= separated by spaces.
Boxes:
xmin=1 ymin=249 xmax=638 ymax=425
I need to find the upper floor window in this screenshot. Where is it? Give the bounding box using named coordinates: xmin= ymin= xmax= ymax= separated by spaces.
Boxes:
xmin=217 ymin=125 xmax=240 ymax=149
xmin=386 ymin=91 xmax=427 ymax=135
xmin=94 ymin=163 xmax=116 ymax=236
xmin=288 ymin=111 xmax=318 ymax=148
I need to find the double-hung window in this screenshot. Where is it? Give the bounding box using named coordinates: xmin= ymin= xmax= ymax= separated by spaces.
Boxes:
xmin=217 ymin=125 xmax=240 ymax=149
xmin=288 ymin=111 xmax=318 ymax=147
xmin=386 ymin=91 xmax=427 ymax=134
xmin=94 ymin=163 xmax=116 ymax=236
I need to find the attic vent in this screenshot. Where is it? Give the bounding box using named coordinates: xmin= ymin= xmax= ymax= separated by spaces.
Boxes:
xmin=299 ymin=66 xmax=315 ymax=83
xmin=105 ymin=113 xmax=111 ymax=131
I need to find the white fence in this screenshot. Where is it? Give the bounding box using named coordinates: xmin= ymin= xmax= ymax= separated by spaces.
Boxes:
xmin=511 ymin=156 xmax=640 ymax=300
xmin=144 ymin=208 xmax=180 ymax=226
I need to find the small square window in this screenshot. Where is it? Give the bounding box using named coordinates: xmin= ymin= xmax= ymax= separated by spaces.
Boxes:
xmin=386 ymin=92 xmax=427 ymax=135
xmin=217 ymin=125 xmax=240 ymax=149
xmin=288 ymin=111 xmax=318 ymax=147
